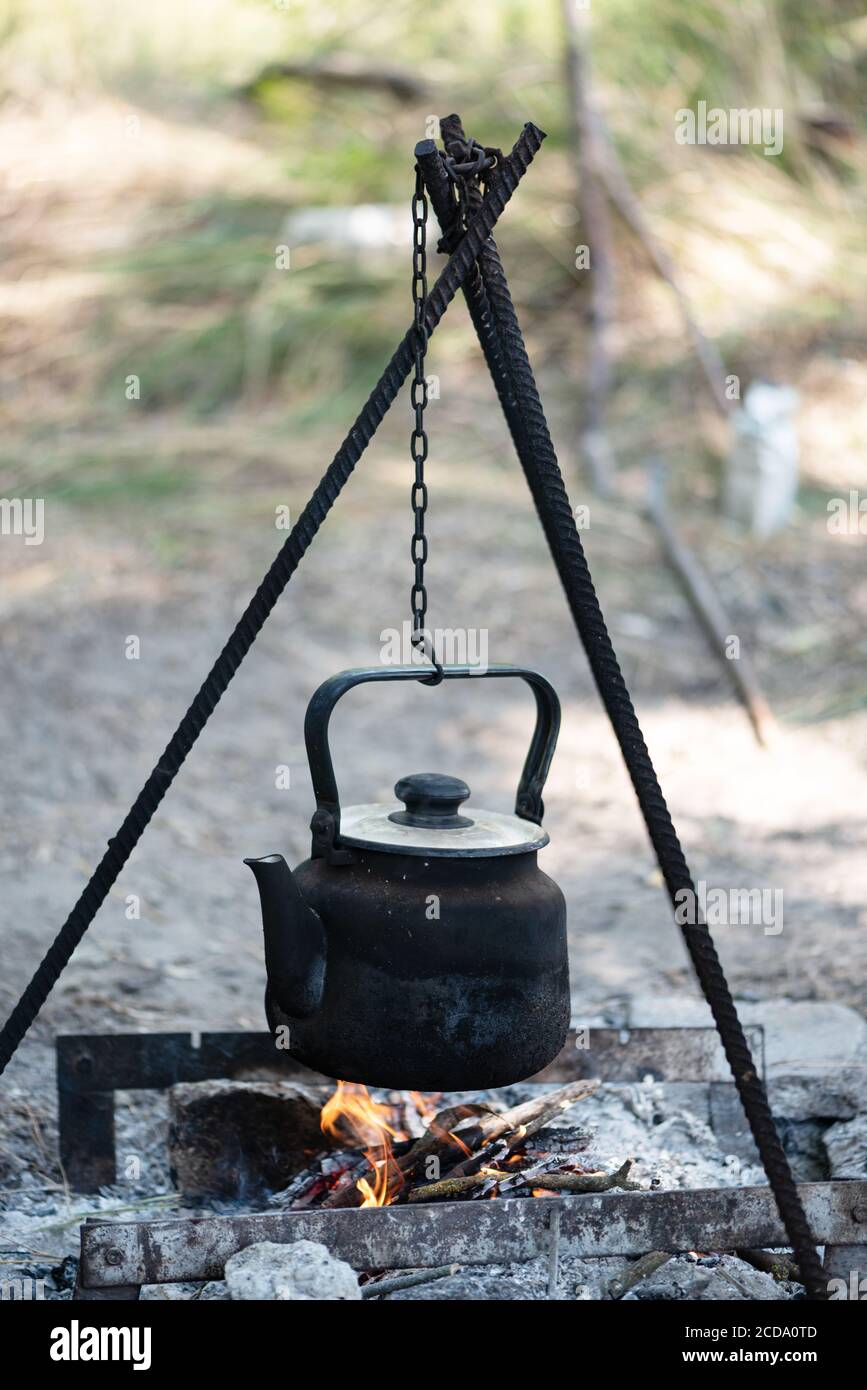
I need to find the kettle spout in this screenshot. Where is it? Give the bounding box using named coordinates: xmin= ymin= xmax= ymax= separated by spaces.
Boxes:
xmin=244 ymin=854 xmax=326 ymax=1019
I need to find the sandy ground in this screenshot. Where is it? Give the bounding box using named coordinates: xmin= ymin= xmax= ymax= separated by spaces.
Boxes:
xmin=2 ymin=390 xmax=866 ymax=1187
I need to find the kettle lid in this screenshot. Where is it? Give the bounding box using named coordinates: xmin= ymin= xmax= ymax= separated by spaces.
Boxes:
xmin=337 ymin=771 xmax=549 ymax=858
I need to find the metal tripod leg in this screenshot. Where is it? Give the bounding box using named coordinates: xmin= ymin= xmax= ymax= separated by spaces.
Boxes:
xmin=417 ymin=115 xmax=824 ymax=1298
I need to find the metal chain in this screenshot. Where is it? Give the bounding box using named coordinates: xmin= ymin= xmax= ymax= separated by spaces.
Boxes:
xmin=409 ymin=166 xmax=431 ymax=660
xmin=405 ymin=143 xmax=496 ymax=683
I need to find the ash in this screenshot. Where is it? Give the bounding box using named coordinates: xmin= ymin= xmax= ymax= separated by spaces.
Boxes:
xmin=0 ymin=1076 xmax=807 ymax=1301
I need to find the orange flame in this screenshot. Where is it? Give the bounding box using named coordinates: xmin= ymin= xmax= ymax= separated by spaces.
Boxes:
xmin=320 ymin=1081 xmax=406 ymax=1207
xmin=408 ymin=1091 xmax=439 ymax=1124
xmin=438 ymin=1127 xmax=472 ymax=1158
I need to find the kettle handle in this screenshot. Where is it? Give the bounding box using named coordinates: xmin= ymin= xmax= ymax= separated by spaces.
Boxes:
xmin=304 ymin=664 xmax=560 ymax=859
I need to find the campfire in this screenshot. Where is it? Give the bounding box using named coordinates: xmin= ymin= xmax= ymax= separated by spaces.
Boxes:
xmin=57 ymin=1021 xmax=862 ymax=1301
xmin=276 ymin=1077 xmax=640 ymax=1212
xmin=319 ymin=1081 xmax=418 ymax=1207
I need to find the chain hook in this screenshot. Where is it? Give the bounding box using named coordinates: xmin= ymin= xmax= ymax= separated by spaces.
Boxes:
xmin=411 ymin=629 xmax=444 ymax=686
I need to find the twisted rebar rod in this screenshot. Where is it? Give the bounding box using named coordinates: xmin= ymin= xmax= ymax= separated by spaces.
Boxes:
xmin=0 ymin=123 xmax=543 ymax=1077
xmin=419 ymin=112 xmax=824 ymax=1299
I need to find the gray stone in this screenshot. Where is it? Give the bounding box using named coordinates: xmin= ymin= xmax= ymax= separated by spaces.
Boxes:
xmin=750 ymin=1000 xmax=867 ymax=1121
xmin=198 ymin=1281 xmax=231 ymax=1300
xmin=621 ymin=1253 xmax=793 ymax=1301
xmin=140 ymin=1282 xmax=201 ymax=1300
xmin=776 ymin=1119 xmax=830 ymax=1182
xmin=383 ymin=1256 xmax=626 ymax=1301
xmin=168 ymin=1080 xmax=329 ymax=1198
xmin=823 ymin=1115 xmax=867 ymax=1179
xmin=767 ymin=1073 xmax=867 ymax=1122
xmin=741 ymin=1000 xmax=867 ymax=1073
xmin=139 ymin=1278 xmax=231 ymax=1301
xmin=385 ymin=1270 xmax=537 ymax=1300
xmin=613 ymin=996 xmax=867 ymax=1121
xmin=224 ymin=1240 xmax=360 ymax=1301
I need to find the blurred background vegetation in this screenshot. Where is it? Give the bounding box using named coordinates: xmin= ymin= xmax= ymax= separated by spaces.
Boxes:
xmin=2 ymin=0 xmax=867 ymax=1037
xmin=1 ymin=0 xmax=865 ymax=716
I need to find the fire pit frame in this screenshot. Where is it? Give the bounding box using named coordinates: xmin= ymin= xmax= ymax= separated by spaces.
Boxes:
xmin=57 ymin=1023 xmax=867 ymax=1301
xmin=77 ymin=1180 xmax=867 ymax=1299
xmin=56 ymin=1024 xmax=766 ymax=1192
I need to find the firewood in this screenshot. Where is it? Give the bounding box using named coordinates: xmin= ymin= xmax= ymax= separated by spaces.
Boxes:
xmin=395 ymin=1103 xmax=498 ymax=1181
xmin=736 ymin=1248 xmax=801 ymax=1282
xmin=530 ymin=1158 xmax=639 ymax=1194
xmin=442 ymin=1136 xmax=513 ymax=1181
xmin=407 ymin=1175 xmax=491 ymax=1203
xmin=431 ymin=1080 xmax=600 ymax=1181
xmin=320 ymin=1104 xmax=494 ymax=1209
xmin=323 ymin=1081 xmax=600 ymax=1210
xmin=494 ymin=1079 xmax=600 ymax=1136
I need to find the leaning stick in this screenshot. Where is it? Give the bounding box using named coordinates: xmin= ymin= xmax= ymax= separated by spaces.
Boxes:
xmin=442 ymin=1088 xmax=596 ymax=1181
xmin=646 ymin=460 xmax=776 ymax=747
xmin=362 ymin=1264 xmax=461 ymax=1298
xmin=594 ymin=121 xmax=731 ymax=417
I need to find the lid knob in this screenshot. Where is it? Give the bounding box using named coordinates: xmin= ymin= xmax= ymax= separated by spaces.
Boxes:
xmin=389 ymin=773 xmax=474 ymax=829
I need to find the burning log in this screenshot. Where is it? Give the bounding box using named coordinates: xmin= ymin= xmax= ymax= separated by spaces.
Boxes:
xmin=317 ymin=1082 xmax=415 ymax=1208
xmin=405 ymin=1080 xmax=600 ymax=1182
xmin=387 ymin=1104 xmax=497 ymax=1182
xmin=398 ymin=1081 xmax=601 ymax=1206
xmin=299 ymin=1152 xmax=372 ymax=1209
xmin=279 ymin=1078 xmax=601 ymax=1212
xmin=320 ymin=1101 xmax=496 ymax=1209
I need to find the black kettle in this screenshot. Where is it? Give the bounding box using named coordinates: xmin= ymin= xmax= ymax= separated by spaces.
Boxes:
xmin=245 ymin=664 xmax=569 ymax=1089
